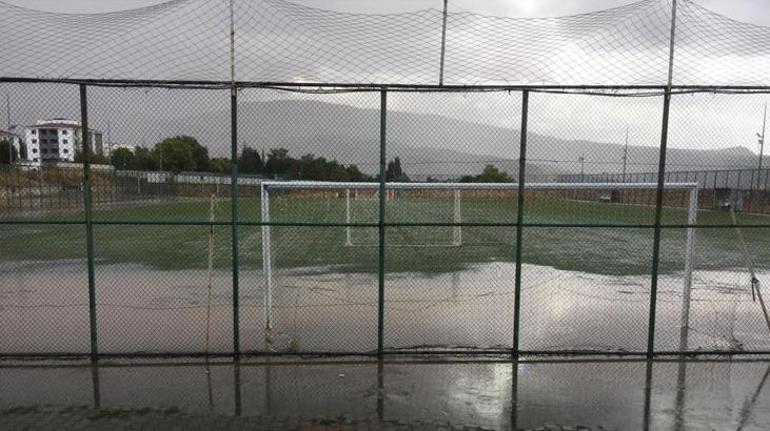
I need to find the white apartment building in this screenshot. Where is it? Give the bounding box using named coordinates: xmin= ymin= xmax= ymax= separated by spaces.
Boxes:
xmin=24 ymin=119 xmax=103 ymax=165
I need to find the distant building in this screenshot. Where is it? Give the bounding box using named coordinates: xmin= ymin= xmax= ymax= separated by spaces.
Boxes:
xmin=24 ymin=119 xmax=103 ymax=165
xmin=0 ymin=128 xmax=22 ymax=161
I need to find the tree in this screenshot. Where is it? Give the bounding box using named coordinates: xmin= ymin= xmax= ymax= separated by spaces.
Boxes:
xmin=385 ymin=156 xmax=410 ymax=182
xmin=132 ymin=147 xmax=157 ymax=171
xmin=237 ymin=146 xmax=262 ymax=174
xmin=461 ymin=164 xmax=513 ymax=183
xmin=345 ymin=165 xmax=372 ymax=182
xmin=110 ymin=147 xmax=135 ymax=169
xmin=153 ymin=136 xmax=209 ymax=173
xmin=0 ymin=140 xmax=18 ymax=164
xmin=477 ymin=164 xmax=512 ymax=182
xmin=264 ymin=148 xmax=294 ymax=178
xmin=209 ymin=157 xmax=231 ymax=174
xmin=74 ymin=149 xmax=109 ymax=165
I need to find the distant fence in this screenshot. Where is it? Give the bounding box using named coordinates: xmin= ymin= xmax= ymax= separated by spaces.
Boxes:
xmin=558 ymin=168 xmax=770 ymax=213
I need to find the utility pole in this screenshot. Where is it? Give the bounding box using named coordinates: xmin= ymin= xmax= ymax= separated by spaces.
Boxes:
xmin=438 ymin=0 xmax=449 ymax=85
xmin=758 ymin=102 xmax=767 ymax=186
xmin=5 ymin=93 xmax=11 ymax=164
xmin=578 ymin=154 xmax=585 ymax=182
xmin=622 ymin=127 xmax=629 ymax=182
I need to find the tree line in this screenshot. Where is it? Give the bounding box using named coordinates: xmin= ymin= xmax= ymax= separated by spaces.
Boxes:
xmin=108 ymin=135 xmax=414 ymax=182
xmin=6 ymin=134 xmax=515 ymax=183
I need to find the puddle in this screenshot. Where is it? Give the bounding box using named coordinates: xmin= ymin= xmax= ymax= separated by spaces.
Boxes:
xmin=1 ymin=261 xmax=769 ymax=354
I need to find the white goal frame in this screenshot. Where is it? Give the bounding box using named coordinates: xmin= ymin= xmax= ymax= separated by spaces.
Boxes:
xmin=259 ymin=180 xmax=699 ymax=351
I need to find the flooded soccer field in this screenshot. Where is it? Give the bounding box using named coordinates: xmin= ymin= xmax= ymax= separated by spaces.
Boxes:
xmin=2 ymin=260 xmax=769 ymax=355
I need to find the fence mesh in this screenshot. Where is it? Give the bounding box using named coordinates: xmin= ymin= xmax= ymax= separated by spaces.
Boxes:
xmin=2 ymin=0 xmax=770 ymax=358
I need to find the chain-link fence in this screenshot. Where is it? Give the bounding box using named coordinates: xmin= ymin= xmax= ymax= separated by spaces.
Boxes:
xmin=2 ymin=0 xmax=770 ymax=358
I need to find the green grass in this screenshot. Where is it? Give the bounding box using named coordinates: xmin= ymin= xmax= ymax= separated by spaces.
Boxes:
xmin=1 ymin=195 xmax=769 ymax=275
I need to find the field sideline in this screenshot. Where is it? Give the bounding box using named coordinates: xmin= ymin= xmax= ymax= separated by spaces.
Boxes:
xmin=1 ymin=195 xmax=769 ymax=275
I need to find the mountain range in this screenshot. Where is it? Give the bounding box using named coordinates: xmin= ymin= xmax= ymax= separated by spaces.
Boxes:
xmin=116 ymin=99 xmax=764 ymax=181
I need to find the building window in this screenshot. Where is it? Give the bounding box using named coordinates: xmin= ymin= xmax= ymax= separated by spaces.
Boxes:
xmin=31 ymin=130 xmax=36 ymax=135
xmin=63 ymin=149 xmax=69 ymax=154
xmin=32 ymin=148 xmax=38 ymax=154
xmin=33 ymin=158 xmax=38 ymax=162
xmin=62 ymin=130 xmax=68 ymax=135
xmin=63 ymin=139 xmax=68 ymax=144
xmin=42 ymin=148 xmax=48 ymax=154
xmin=32 ymin=139 xmax=37 ymax=144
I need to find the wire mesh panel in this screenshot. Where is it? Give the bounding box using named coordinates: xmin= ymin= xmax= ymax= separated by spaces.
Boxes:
xmin=519 ymin=92 xmax=669 ymax=353
xmin=0 ymin=83 xmax=91 ymax=355
xmin=380 ymin=92 xmax=522 ymax=351
xmin=87 ymin=86 xmax=232 ymax=223
xmin=652 ymin=93 xmax=770 ymax=353
xmin=236 ymin=89 xmax=381 ymax=353
xmin=93 ymin=225 xmax=234 ymax=354
xmin=0 ymin=228 xmax=89 ymax=354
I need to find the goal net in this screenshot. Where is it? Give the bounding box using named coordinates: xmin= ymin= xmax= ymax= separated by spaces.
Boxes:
xmin=258 ymin=181 xmax=712 ymax=352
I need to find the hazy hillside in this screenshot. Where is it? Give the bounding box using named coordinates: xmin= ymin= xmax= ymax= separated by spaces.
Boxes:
xmin=114 ymin=99 xmax=764 ymax=180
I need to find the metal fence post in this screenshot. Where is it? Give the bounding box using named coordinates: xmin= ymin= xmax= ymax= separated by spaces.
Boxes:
xmin=648 ymin=0 xmax=678 ymax=357
xmin=377 ymin=88 xmax=387 ymax=356
xmin=513 ymin=90 xmax=529 ymax=354
xmin=80 ymin=84 xmax=98 ymax=361
xmin=230 ymin=86 xmax=240 ymax=357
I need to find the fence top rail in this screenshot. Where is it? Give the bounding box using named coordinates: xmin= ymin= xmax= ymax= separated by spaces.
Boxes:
xmin=5 ymin=77 xmax=770 ymax=95
xmin=261 ymin=181 xmax=699 ymax=190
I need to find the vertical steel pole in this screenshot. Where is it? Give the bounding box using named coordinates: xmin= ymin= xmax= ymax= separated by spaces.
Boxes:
xmin=513 ymin=90 xmax=529 ymax=354
xmin=261 ymin=183 xmax=273 ymax=334
xmin=80 ymin=84 xmax=98 ymax=361
xmin=678 ymin=186 xmax=698 ymax=352
xmin=438 ymin=0 xmax=449 ymax=85
xmin=643 ymin=359 xmax=654 ymax=431
xmin=648 ymin=0 xmax=677 ymax=358
xmin=453 ymin=188 xmax=462 ymax=246
xmin=229 ymin=0 xmax=240 ymax=358
xmin=345 ymin=188 xmax=352 ymax=246
xmin=377 ymin=88 xmax=387 ymax=356
xmin=230 ymin=87 xmax=240 ymax=357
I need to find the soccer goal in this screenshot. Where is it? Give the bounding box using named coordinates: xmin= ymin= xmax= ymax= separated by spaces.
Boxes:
xmin=258 ymin=180 xmax=700 ymax=351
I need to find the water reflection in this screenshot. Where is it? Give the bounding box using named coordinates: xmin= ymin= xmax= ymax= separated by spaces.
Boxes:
xmin=2 ymin=359 xmax=770 ymax=430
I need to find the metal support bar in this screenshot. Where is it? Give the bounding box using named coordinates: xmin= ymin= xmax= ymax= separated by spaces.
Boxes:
xmin=80 ymin=84 xmax=98 ymax=362
xmin=261 ymin=183 xmax=273 ymax=335
xmin=648 ymin=91 xmax=673 ymax=357
xmin=678 ymin=186 xmax=699 ymax=351
xmin=377 ymin=88 xmax=387 ymax=356
xmin=729 ymin=208 xmax=770 ymax=334
xmin=514 ymin=90 xmax=529 ymax=354
xmin=438 ymin=0 xmax=449 ymax=86
xmin=648 ymin=0 xmax=677 ymax=358
xmin=453 ymin=189 xmax=462 ymax=246
xmin=230 ymin=87 xmax=240 ymax=357
xmin=345 ymin=188 xmax=352 ymax=246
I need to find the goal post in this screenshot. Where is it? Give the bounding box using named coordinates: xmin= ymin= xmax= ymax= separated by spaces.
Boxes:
xmin=258 ymin=180 xmax=699 ymax=348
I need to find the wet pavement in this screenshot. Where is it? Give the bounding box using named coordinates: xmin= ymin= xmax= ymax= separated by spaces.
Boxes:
xmin=1 ymin=357 xmax=770 ymax=430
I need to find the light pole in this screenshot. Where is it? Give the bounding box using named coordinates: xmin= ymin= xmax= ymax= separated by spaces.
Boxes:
xmin=756 ymin=102 xmax=767 ymax=211
xmin=758 ymin=102 xmax=767 ymax=184
xmin=5 ymin=93 xmax=11 ymax=165
xmin=578 ymin=154 xmax=585 ymax=183
xmin=622 ymin=127 xmax=629 ymax=182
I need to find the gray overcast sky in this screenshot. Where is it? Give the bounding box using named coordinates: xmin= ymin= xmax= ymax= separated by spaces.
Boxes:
xmin=4 ymin=0 xmax=770 ymax=25
xmin=3 ymin=0 xmax=770 ymax=156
